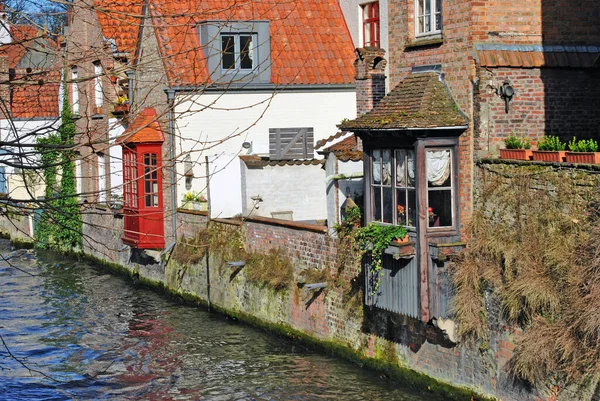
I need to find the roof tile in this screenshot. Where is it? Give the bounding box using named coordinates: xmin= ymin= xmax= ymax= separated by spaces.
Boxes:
xmin=340 ymin=73 xmax=468 ymax=131
xmin=95 ymin=0 xmax=144 ymax=55
xmin=149 ymin=0 xmax=355 ymax=86
xmin=117 ymin=108 xmax=166 ymax=144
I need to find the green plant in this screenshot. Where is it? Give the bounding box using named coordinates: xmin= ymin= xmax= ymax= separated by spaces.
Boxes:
xmin=355 ymin=223 xmax=408 ymax=291
xmin=568 ymin=137 xmax=599 ymax=152
xmin=536 ymin=135 xmax=566 ymax=151
xmin=503 ymin=135 xmax=531 ymax=150
xmin=183 ymin=191 xmax=207 ymax=203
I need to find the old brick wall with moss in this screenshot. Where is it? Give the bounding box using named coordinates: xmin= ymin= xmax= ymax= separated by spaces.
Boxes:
xmin=452 ymin=159 xmax=600 ymax=400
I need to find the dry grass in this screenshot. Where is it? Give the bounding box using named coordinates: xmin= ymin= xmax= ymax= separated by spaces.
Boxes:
xmin=171 ymin=223 xmax=248 ymax=266
xmin=246 ymin=247 xmax=294 ymax=291
xmin=452 ymin=167 xmax=600 ymax=386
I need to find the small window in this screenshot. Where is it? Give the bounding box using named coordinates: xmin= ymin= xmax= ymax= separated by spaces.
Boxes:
xmin=415 ymin=0 xmax=442 ymax=36
xmin=221 ymin=34 xmax=255 ymax=71
xmin=94 ymin=62 xmax=103 ymax=109
xmin=426 ymin=148 xmax=453 ymax=228
xmin=71 ymin=66 xmax=79 ymax=114
xmin=269 ymin=127 xmax=314 ymax=160
xmin=362 ymin=2 xmax=380 ymax=47
xmin=143 ymin=153 xmax=159 ymax=208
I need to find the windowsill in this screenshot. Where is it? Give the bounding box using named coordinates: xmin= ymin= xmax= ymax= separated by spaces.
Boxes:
xmin=405 ymin=34 xmax=443 ymax=50
xmin=91 ymin=114 xmax=105 ymax=120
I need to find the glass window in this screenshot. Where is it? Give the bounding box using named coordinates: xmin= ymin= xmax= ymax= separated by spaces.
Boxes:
xmin=427 ymin=149 xmax=453 ymax=228
xmin=416 ymin=0 xmax=442 ymax=36
xmin=94 ymin=62 xmax=103 ymax=108
xmin=71 ymin=66 xmax=79 ymax=114
xmin=123 ymin=150 xmax=137 ymax=208
xmin=221 ymin=34 xmax=255 ymax=71
xmin=362 ymin=2 xmax=380 ymax=47
xmin=143 ymin=153 xmax=158 ymax=208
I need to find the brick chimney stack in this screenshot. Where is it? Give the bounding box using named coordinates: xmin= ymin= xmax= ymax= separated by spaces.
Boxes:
xmin=354 ymin=47 xmax=386 ymax=116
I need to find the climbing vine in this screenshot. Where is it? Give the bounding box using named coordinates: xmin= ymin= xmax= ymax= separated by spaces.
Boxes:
xmin=35 ymin=85 xmax=82 ymax=251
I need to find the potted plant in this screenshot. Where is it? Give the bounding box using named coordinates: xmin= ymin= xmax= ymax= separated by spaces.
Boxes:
xmin=532 ymin=135 xmax=566 ymax=162
xmin=355 ymin=223 xmax=408 ymax=292
xmin=113 ymin=95 xmax=130 ymax=114
xmin=565 ymin=137 xmax=600 ymax=164
xmin=182 ymin=191 xmax=208 ymax=211
xmin=500 ymin=135 xmax=532 ymax=160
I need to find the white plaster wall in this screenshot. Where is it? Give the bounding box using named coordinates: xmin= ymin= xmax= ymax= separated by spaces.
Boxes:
xmin=174 ymin=90 xmax=355 ymax=206
xmin=207 ymin=153 xmax=243 ymax=219
xmin=243 ymin=163 xmax=327 ymax=222
xmin=0 ymin=119 xmax=59 ymax=200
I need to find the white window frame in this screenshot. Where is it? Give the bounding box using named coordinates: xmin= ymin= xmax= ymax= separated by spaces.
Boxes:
xmin=220 ymin=33 xmax=257 ymax=72
xmin=414 ymin=0 xmax=442 ymax=37
xmin=94 ymin=62 xmax=103 ymax=108
xmin=71 ymin=66 xmax=79 ymax=115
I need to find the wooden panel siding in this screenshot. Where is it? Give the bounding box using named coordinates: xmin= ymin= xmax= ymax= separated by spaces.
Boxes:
xmin=269 ymin=128 xmax=314 ymax=160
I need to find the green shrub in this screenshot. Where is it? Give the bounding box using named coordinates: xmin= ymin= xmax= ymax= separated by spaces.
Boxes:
xmin=536 ymin=135 xmax=566 ymax=151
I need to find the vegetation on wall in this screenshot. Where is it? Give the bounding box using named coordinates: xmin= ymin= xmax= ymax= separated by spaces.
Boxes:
xmin=452 ymin=164 xmax=600 ymax=387
xmin=35 ymin=90 xmax=82 ymax=251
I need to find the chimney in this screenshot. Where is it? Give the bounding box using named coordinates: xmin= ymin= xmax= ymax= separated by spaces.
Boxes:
xmin=354 ymin=47 xmax=386 ymax=116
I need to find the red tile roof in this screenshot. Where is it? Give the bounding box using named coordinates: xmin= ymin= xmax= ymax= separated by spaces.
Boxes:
xmin=0 ymin=25 xmax=41 ymax=69
xmin=117 ymin=108 xmax=166 ymax=144
xmin=148 ymin=0 xmax=355 ymax=86
xmin=95 ymin=0 xmax=144 ymax=55
xmin=11 ymin=69 xmax=61 ymax=118
xmin=317 ymin=133 xmax=363 ymax=162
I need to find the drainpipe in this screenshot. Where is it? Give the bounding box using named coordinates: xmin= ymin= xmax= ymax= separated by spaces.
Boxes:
xmin=126 ymin=70 xmax=135 ymax=107
xmin=165 ymin=88 xmax=177 ymax=243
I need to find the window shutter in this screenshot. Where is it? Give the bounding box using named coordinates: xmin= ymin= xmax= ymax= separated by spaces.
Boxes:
xmin=269 ymin=127 xmax=314 ymax=160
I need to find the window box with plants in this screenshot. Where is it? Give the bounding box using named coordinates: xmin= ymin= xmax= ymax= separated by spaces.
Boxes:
xmin=532 ymin=135 xmax=566 ymax=162
xmin=500 ymin=135 xmax=532 ymax=160
xmin=565 ymin=137 xmax=600 ymax=164
xmin=182 ymin=191 xmax=208 ymax=211
xmin=113 ymin=95 xmax=130 ymax=115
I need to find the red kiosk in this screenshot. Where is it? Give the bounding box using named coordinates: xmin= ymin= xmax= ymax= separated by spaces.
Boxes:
xmin=117 ymin=108 xmax=165 ymax=249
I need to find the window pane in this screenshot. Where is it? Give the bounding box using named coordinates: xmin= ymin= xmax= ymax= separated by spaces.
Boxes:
xmin=145 ymin=180 xmax=151 ymax=194
xmin=373 ymin=186 xmax=381 ymax=221
xmin=221 ymin=35 xmax=235 ymax=69
xmin=146 ymin=194 xmax=151 ymax=207
xmin=383 ymin=187 xmax=393 ymax=223
xmin=240 ymin=35 xmax=253 ymax=69
xmin=435 ymin=0 xmax=442 ymax=30
xmin=382 ymin=149 xmax=391 ymax=185
xmin=429 ymin=189 xmax=452 ymax=227
xmin=407 ymin=150 xmax=415 ymax=186
xmin=396 ymin=189 xmax=407 ymax=225
xmin=427 ymin=149 xmax=451 ymax=187
xmin=153 ymin=194 xmax=158 ymax=206
xmin=396 ymin=149 xmax=407 ymax=186
xmin=408 ymin=189 xmax=416 ymax=227
xmin=364 ymin=22 xmax=372 ymax=46
xmin=372 ymin=150 xmax=381 ymax=184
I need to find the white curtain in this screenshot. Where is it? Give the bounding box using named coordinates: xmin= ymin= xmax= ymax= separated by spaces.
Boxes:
xmin=427 ymin=150 xmax=451 ymax=186
xmin=396 ymin=150 xmax=415 ymax=187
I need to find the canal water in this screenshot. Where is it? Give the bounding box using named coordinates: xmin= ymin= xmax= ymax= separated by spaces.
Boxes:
xmin=0 ymin=240 xmax=442 ymax=401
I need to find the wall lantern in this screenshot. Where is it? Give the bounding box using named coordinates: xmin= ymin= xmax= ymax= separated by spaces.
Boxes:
xmin=499 ymin=80 xmax=515 ymax=113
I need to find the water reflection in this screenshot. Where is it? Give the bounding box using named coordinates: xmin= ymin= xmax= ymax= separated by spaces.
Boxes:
xmin=0 ymin=241 xmax=441 ymax=400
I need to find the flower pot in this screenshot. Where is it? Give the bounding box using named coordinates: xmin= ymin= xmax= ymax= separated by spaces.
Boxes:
xmin=393 ymin=234 xmax=409 ymax=245
xmin=531 ymin=150 xmax=566 ymax=162
xmin=500 ymin=149 xmax=532 ymax=161
xmin=565 ymin=152 xmax=600 ymax=164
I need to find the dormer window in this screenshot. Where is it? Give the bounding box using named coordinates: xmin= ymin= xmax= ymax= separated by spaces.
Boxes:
xmin=199 ymin=21 xmax=271 ymax=84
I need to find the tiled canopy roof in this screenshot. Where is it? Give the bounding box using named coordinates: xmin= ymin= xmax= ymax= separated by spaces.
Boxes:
xmin=95 ymin=0 xmax=144 ymax=55
xmin=116 ymin=108 xmax=165 ymax=144
xmin=476 ymin=44 xmax=600 ymax=68
xmin=316 ymin=133 xmax=363 ymax=162
xmin=339 ymin=73 xmax=468 ymax=131
xmin=148 ymin=0 xmax=355 ymax=86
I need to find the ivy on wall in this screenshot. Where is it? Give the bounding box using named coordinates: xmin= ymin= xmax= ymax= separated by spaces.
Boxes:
xmin=35 ymin=87 xmax=82 ymax=251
